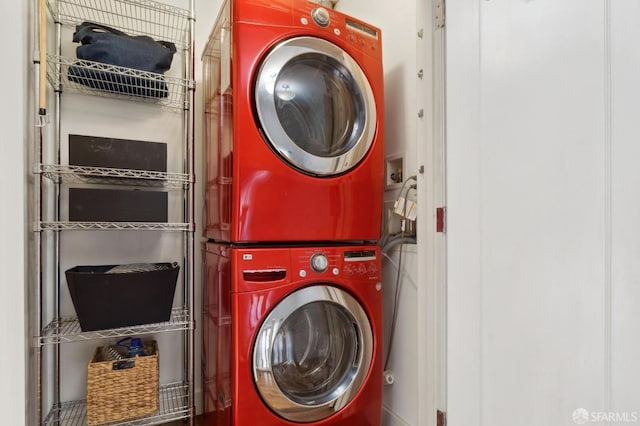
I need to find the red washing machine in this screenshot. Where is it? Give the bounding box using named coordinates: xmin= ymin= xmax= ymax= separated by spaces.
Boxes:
xmin=202 ymin=243 xmax=383 ymax=426
xmin=202 ymin=0 xmax=384 ymax=243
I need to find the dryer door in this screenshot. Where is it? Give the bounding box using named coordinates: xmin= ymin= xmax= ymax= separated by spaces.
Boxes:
xmin=255 ymin=36 xmax=377 ymax=176
xmin=253 ymin=285 xmax=374 ymax=422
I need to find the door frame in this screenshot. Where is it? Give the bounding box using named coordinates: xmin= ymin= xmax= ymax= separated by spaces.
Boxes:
xmin=417 ymin=1 xmax=447 ymax=425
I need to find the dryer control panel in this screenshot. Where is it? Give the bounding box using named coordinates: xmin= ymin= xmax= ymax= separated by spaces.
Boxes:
xmin=294 ymin=1 xmax=382 ymax=56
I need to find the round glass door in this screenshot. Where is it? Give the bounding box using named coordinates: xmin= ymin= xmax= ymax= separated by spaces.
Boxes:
xmin=253 ymin=285 xmax=373 ymax=422
xmin=254 ymin=36 xmax=377 ymax=176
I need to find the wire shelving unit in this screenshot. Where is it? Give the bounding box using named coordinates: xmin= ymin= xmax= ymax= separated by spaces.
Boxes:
xmin=33 ymin=0 xmax=196 ymax=424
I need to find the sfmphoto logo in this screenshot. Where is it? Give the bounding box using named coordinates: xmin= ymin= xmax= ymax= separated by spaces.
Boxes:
xmin=573 ymin=408 xmax=639 ymax=424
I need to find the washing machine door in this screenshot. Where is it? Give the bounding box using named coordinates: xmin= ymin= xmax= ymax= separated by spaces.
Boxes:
xmin=253 ymin=285 xmax=374 ymax=422
xmin=255 ymin=36 xmax=377 ymax=176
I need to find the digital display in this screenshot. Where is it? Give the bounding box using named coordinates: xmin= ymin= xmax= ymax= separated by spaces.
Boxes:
xmin=344 ymin=250 xmax=377 ymax=260
xmin=346 ymin=18 xmax=378 ymax=39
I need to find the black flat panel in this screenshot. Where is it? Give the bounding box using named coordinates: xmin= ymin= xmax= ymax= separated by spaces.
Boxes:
xmin=69 ymin=188 xmax=168 ymax=222
xmin=69 ymin=134 xmax=167 ymax=172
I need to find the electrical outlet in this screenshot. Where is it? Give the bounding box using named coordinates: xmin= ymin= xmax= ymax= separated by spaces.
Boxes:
xmin=384 ymin=201 xmax=402 ymax=235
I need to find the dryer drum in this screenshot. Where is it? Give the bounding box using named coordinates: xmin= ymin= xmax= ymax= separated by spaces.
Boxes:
xmin=255 ymin=36 xmax=377 ymax=176
xmin=273 ymin=54 xmax=364 ymax=157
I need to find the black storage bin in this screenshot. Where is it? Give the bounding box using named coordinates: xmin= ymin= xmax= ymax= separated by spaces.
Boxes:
xmin=65 ymin=262 xmax=179 ymax=331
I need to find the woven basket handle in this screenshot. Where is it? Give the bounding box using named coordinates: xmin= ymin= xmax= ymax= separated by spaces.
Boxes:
xmin=112 ymin=360 xmax=136 ymax=371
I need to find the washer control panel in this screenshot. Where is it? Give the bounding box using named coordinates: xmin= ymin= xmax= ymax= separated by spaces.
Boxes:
xmin=296 ymin=248 xmax=380 ymax=280
xmin=343 ymin=249 xmax=378 ymax=277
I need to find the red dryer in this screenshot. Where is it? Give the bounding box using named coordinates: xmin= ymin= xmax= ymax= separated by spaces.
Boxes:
xmin=202 ymin=243 xmax=383 ymax=426
xmin=202 ymin=0 xmax=384 ymax=243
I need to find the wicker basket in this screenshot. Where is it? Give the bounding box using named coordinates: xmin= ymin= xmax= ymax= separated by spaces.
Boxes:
xmin=86 ymin=340 xmax=159 ymax=425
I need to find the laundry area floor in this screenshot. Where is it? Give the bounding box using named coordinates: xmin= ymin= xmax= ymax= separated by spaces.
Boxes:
xmin=162 ymin=418 xmax=205 ymax=426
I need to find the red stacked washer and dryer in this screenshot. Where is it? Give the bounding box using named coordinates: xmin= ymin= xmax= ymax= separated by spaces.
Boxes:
xmin=202 ymin=0 xmax=384 ymax=424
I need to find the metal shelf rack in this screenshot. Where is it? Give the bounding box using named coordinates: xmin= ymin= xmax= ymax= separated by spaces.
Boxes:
xmin=39 ymin=221 xmax=192 ymax=231
xmin=33 ymin=0 xmax=196 ymax=424
xmin=38 ymin=163 xmax=191 ymax=188
xmin=39 ymin=307 xmax=190 ymax=345
xmin=43 ymin=382 xmax=190 ymax=426
xmin=46 ymin=54 xmax=192 ymax=109
xmin=47 ymin=0 xmax=192 ymax=50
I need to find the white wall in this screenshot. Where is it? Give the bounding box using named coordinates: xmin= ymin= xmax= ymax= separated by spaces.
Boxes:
xmin=447 ymin=1 xmax=640 ymax=424
xmin=334 ymin=2 xmax=435 ymax=426
xmin=610 ymin=2 xmax=640 ymax=414
xmin=0 ymin=1 xmax=28 ymax=423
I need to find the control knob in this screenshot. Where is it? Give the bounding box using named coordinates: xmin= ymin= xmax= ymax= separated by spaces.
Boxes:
xmin=311 ymin=7 xmax=330 ymax=27
xmin=310 ymin=253 xmax=329 ymax=273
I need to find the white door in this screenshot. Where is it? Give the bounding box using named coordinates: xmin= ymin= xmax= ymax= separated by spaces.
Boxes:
xmin=447 ymin=1 xmax=640 ymax=425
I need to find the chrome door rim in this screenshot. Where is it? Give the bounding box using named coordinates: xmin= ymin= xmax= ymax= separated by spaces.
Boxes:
xmin=253 ymin=285 xmax=374 ymax=422
xmin=254 ymin=36 xmax=377 ymax=176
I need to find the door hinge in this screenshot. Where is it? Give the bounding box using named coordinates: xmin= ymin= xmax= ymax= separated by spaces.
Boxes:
xmin=436 ymin=207 xmax=446 ymax=233
xmin=437 ymin=410 xmax=447 ymax=426
xmin=435 ymin=0 xmax=445 ymax=29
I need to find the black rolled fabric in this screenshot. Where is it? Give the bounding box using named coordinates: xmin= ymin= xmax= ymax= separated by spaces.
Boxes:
xmin=68 ymin=22 xmax=177 ymax=98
